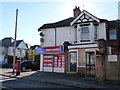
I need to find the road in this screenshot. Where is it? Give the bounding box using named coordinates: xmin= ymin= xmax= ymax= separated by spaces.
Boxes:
xmin=1 ymin=68 xmax=119 ymax=89
xmin=1 ymin=75 xmax=71 ymax=89
xmin=0 ymin=68 xmax=72 ymax=89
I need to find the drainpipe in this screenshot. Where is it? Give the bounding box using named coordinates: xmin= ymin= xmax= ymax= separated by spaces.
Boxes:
xmin=54 ymin=28 xmax=57 ymax=46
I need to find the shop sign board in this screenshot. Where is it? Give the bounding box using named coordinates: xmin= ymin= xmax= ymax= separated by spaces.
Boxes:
xmin=44 ymin=46 xmax=61 ymax=53
xmin=108 ymin=55 xmax=117 ymax=62
xmin=36 ymin=48 xmax=46 ymax=54
xmin=36 ymin=46 xmax=62 ymax=54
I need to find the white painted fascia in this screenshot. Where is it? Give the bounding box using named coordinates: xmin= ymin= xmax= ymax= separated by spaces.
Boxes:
xmin=70 ymin=12 xmax=84 ymax=26
xmin=70 ymin=10 xmax=100 ymax=26
xmin=84 ymin=11 xmax=100 ymax=23
xmin=68 ymin=44 xmax=98 ymax=49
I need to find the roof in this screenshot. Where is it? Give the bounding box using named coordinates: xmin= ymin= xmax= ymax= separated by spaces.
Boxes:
xmin=38 ymin=10 xmax=118 ymax=31
xmin=11 ymin=40 xmax=23 ymax=47
xmin=2 ymin=37 xmax=14 ymax=47
xmin=108 ymin=20 xmax=120 ymax=28
xmin=30 ymin=45 xmax=40 ymax=50
xmin=38 ymin=17 xmax=75 ymax=31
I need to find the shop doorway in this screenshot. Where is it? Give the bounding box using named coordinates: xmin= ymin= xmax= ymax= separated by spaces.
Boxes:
xmin=86 ymin=52 xmax=95 ymax=79
xmin=69 ymin=51 xmax=77 ymax=72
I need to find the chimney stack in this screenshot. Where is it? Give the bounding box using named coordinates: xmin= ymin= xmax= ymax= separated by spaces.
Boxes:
xmin=73 ymin=6 xmax=81 ymax=18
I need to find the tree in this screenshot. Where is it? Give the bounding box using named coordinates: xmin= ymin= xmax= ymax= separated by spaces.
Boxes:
xmin=26 ymin=49 xmax=36 ymax=61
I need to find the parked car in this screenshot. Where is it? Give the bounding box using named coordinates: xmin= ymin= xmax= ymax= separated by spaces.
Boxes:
xmin=20 ymin=61 xmax=40 ymax=72
xmin=0 ymin=61 xmax=10 ymax=68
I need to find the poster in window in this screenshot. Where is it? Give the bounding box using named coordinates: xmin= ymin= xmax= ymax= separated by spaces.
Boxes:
xmin=43 ymin=54 xmax=65 ymax=68
xmin=43 ymin=55 xmax=53 ymax=67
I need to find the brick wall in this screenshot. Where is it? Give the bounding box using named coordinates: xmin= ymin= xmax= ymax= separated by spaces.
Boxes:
xmin=65 ymin=50 xmax=69 ymax=72
xmin=78 ymin=67 xmax=86 ymax=74
xmin=95 ymin=55 xmax=105 ymax=81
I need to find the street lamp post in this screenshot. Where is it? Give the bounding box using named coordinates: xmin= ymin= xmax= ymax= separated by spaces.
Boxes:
xmin=13 ymin=9 xmax=18 ymax=74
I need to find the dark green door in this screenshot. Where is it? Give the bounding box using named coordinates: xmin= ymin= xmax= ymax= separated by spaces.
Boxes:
xmin=70 ymin=52 xmax=77 ymax=72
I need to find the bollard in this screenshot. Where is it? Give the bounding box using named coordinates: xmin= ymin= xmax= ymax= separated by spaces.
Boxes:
xmin=16 ymin=60 xmax=20 ymax=76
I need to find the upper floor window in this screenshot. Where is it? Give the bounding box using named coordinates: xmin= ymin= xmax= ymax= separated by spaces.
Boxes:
xmin=81 ymin=27 xmax=89 ymax=40
xmin=109 ymin=30 xmax=116 ymax=40
xmin=18 ymin=49 xmax=22 ymax=54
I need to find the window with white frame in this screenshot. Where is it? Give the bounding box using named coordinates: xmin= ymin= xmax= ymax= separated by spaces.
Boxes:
xmin=18 ymin=49 xmax=22 ymax=54
xmin=109 ymin=30 xmax=116 ymax=40
xmin=81 ymin=27 xmax=89 ymax=40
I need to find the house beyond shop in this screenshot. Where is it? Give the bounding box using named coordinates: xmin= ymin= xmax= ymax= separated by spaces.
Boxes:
xmin=1 ymin=37 xmax=28 ymax=64
xmin=38 ymin=6 xmax=120 ymax=81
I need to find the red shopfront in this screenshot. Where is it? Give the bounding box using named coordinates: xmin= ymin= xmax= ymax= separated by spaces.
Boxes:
xmin=40 ymin=46 xmax=65 ymax=73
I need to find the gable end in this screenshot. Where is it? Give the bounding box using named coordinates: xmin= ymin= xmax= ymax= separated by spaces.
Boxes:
xmin=71 ymin=10 xmax=101 ymax=25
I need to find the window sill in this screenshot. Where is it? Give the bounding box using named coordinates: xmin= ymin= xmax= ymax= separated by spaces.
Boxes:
xmin=80 ymin=40 xmax=90 ymax=42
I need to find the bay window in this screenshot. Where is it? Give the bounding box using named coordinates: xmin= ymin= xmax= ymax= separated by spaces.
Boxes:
xmin=81 ymin=27 xmax=89 ymax=40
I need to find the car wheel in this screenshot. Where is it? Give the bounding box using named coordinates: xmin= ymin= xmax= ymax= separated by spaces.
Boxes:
xmin=21 ymin=67 xmax=26 ymax=72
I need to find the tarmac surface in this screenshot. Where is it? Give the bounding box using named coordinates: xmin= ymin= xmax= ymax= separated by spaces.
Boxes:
xmin=0 ymin=68 xmax=120 ymax=89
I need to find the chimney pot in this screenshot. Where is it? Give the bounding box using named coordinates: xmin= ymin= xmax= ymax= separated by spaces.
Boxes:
xmin=73 ymin=6 xmax=81 ymax=18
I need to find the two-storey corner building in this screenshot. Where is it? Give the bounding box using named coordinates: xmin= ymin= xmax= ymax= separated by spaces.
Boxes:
xmin=38 ymin=6 xmax=120 ymax=81
xmin=38 ymin=6 xmax=81 ymax=73
xmin=38 ymin=17 xmax=75 ymax=73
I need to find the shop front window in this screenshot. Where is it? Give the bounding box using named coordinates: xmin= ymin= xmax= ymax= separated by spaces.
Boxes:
xmin=78 ymin=51 xmax=86 ymax=67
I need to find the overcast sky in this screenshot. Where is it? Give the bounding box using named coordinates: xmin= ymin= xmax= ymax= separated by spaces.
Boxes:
xmin=1 ymin=0 xmax=120 ymax=46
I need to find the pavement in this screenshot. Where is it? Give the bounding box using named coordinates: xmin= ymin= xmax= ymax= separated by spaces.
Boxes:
xmin=1 ymin=68 xmax=120 ymax=89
